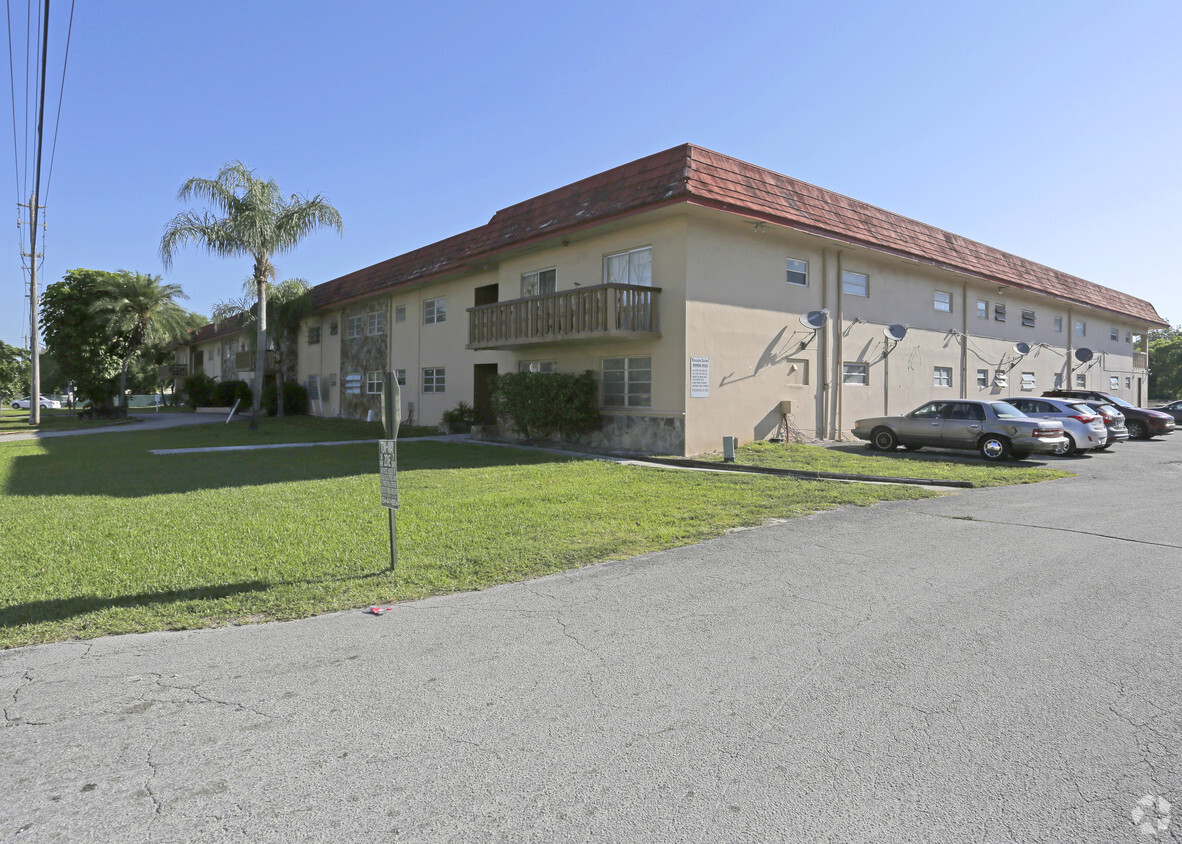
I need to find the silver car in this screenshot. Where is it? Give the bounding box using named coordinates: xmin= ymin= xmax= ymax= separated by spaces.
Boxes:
xmin=1002 ymin=397 xmax=1108 ymax=456
xmin=1080 ymin=402 xmax=1129 ymax=449
xmin=852 ymin=399 xmax=1067 ymax=461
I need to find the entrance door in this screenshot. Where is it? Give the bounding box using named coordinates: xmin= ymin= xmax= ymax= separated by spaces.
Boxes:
xmin=473 ymin=363 xmax=499 ymax=424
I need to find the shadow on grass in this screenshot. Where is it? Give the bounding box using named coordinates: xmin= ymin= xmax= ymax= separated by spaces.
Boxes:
xmin=2 ymin=438 xmax=582 ymax=498
xmin=0 ymin=568 xmax=397 ymax=630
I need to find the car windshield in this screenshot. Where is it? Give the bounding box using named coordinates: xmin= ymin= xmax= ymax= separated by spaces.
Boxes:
xmin=990 ymin=401 xmax=1026 ymax=418
xmin=1103 ymin=394 xmax=1136 ymax=408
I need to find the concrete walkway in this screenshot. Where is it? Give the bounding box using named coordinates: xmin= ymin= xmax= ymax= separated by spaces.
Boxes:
xmin=2 ymin=436 xmax=1180 ymax=842
xmin=0 ymin=411 xmax=232 ymax=441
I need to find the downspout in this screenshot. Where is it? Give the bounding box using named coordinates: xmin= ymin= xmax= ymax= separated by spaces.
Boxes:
xmin=834 ymin=251 xmax=844 ymax=440
xmin=1066 ymin=308 xmax=1074 ymax=388
xmin=818 ymin=249 xmax=830 ymax=438
xmin=960 ymin=282 xmax=968 ymax=398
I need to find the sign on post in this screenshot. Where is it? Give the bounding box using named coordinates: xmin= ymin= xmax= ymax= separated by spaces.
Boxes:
xmin=380 ymin=372 xmax=402 ymax=571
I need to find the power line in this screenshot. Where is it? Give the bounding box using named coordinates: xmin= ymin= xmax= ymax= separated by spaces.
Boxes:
xmin=42 ymin=0 xmax=70 ymax=202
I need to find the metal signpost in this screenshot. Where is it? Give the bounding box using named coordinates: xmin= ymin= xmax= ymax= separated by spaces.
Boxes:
xmin=380 ymin=371 xmax=401 ymax=571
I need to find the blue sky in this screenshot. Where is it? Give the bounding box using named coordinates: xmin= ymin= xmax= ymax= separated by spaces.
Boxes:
xmin=3 ymin=0 xmax=1180 ymax=350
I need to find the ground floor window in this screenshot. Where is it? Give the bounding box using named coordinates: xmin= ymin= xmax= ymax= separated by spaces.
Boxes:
xmin=842 ymin=362 xmax=868 ymax=385
xmin=519 ymin=360 xmax=558 ymax=374
xmin=1021 ymin=372 xmax=1036 ymax=391
xmin=602 ymin=356 xmax=651 ymax=407
xmin=345 ymin=373 xmax=362 ymax=395
xmin=395 ymin=369 xmax=406 ymax=387
xmin=976 ymin=369 xmax=989 ymax=388
xmin=1075 ymin=373 xmax=1087 ymax=388
xmin=1110 ymin=375 xmax=1120 ymax=390
xmin=307 ymin=374 xmax=320 ymax=400
xmin=423 ymin=367 xmax=445 ymax=393
xmin=933 ymin=366 xmax=952 ymax=388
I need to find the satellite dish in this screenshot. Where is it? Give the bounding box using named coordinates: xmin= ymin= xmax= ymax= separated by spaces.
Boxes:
xmin=799 ymin=310 xmax=829 ymax=330
xmin=883 ymin=324 xmax=907 ymax=342
xmin=1075 ymin=347 xmax=1094 ymax=362
xmin=1013 ymin=342 xmax=1031 ymax=355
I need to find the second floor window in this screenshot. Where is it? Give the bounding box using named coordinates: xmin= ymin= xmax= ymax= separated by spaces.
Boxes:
xmin=934 ymin=291 xmax=952 ymax=312
xmin=786 ymin=258 xmax=808 ymax=286
xmin=604 ymin=247 xmax=652 ymax=287
xmin=306 ymin=325 xmax=320 ymax=345
xmin=522 ymin=268 xmax=557 ymax=297
xmin=367 ymin=310 xmax=385 ymax=335
xmin=424 ymin=297 xmax=446 ymax=325
xmin=842 ymin=271 xmax=868 ymax=297
xmin=347 ymin=315 xmax=364 ymax=338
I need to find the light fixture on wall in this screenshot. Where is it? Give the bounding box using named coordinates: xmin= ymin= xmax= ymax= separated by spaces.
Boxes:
xmin=752 ymin=221 xmax=767 ymax=234
xmin=996 ymin=286 xmax=1006 ymax=295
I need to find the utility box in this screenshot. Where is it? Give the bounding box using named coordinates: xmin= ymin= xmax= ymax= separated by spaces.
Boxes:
xmin=723 ymin=436 xmax=737 ymax=462
xmin=778 ymin=400 xmax=792 ymax=415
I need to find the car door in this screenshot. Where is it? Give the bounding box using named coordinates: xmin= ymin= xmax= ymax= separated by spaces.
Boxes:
xmin=897 ymin=402 xmax=947 ymax=446
xmin=940 ymin=402 xmax=986 ymax=447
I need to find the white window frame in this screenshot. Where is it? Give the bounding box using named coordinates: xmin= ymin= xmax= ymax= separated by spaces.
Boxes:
xmin=423 ymin=367 xmax=446 ymax=393
xmin=346 ymin=315 xmax=364 ymax=339
xmin=977 ymin=300 xmax=988 ymax=320
xmin=842 ymin=271 xmax=868 ymax=297
xmin=366 ymin=371 xmax=383 ymax=394
xmin=933 ymin=366 xmax=953 ymax=388
xmin=1021 ymin=310 xmax=1036 ymax=328
xmin=1110 ymin=327 xmax=1119 ymax=341
xmin=842 ymin=362 xmax=868 ymax=385
xmin=345 ymin=372 xmax=362 ymax=395
xmin=1053 ymin=315 xmax=1063 ymax=332
xmin=1110 ymin=375 xmax=1120 ymax=390
xmin=1075 ymin=373 xmax=1087 ymax=388
xmin=786 ymin=258 xmax=808 ymax=287
xmin=603 ymin=247 xmax=653 ymax=287
xmin=395 ymin=369 xmax=406 ymax=387
xmin=519 ymin=360 xmax=558 ymax=374
xmin=1075 ymin=320 xmax=1086 ymax=337
xmin=395 ymin=305 xmax=406 ymax=323
xmin=424 ymin=297 xmax=446 ymax=325
xmin=934 ymin=291 xmax=952 ymax=313
xmin=601 ymin=355 xmax=652 ymax=408
xmin=521 ymin=268 xmax=557 ymax=298
xmin=367 ymin=310 xmax=385 ymax=336
xmin=976 ymin=369 xmax=989 ymax=388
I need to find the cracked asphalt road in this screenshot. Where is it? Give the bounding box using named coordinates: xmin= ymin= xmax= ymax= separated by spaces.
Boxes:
xmin=3 ymin=438 xmax=1180 ymax=842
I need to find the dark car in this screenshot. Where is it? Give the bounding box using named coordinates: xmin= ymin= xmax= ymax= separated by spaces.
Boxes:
xmin=1042 ymin=390 xmax=1175 ymax=440
xmin=852 ymin=399 xmax=1067 ymax=461
xmin=1153 ymin=400 xmax=1182 ymax=424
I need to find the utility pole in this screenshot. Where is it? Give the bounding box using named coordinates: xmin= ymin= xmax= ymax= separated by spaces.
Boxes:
xmin=19 ymin=194 xmax=44 ymax=426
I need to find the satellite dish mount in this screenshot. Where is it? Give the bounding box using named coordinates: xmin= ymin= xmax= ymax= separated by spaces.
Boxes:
xmin=799 ymin=309 xmax=829 ymax=330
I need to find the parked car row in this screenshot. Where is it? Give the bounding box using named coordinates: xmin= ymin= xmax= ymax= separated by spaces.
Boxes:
xmin=852 ymin=390 xmax=1174 ymax=462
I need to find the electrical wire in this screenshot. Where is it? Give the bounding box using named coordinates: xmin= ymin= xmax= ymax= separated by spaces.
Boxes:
xmin=42 ymin=0 xmax=72 ymax=203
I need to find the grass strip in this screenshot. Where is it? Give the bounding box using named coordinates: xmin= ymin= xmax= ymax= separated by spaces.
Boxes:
xmin=0 ymin=421 xmax=948 ymax=648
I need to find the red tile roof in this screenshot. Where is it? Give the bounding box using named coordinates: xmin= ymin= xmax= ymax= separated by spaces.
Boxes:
xmin=309 ymin=144 xmax=1166 ymax=327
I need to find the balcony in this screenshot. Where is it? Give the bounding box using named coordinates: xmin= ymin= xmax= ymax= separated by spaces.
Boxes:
xmin=1134 ymin=351 xmax=1148 ymax=370
xmin=468 ymin=283 xmax=660 ymax=351
xmin=157 ymin=363 xmax=188 ymax=380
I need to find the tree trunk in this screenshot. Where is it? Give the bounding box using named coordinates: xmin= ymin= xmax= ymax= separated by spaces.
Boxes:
xmin=276 ymin=368 xmax=285 ymax=418
xmin=252 ymin=273 xmax=267 ymax=430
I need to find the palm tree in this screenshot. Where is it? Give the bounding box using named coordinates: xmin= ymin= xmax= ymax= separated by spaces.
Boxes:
xmin=160 ymin=161 xmax=342 ymax=428
xmin=93 ymin=271 xmax=191 ymax=409
xmin=211 ymin=277 xmax=312 ymax=417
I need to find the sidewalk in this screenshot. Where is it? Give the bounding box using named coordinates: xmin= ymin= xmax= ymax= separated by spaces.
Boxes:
xmin=0 ymin=411 xmax=234 ymax=442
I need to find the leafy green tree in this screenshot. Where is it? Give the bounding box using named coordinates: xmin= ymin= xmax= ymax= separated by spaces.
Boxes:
xmin=160 ymin=162 xmax=342 ymax=428
xmin=92 ymin=272 xmax=192 ymax=408
xmin=1148 ymin=323 xmax=1182 ymax=400
xmin=40 ymin=269 xmax=124 ymax=405
xmin=0 ymin=340 xmax=30 ymax=401
xmin=212 ymin=277 xmax=311 ymax=417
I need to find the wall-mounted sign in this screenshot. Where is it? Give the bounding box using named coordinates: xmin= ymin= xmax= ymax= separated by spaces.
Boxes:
xmin=690 ymin=357 xmax=710 ymax=398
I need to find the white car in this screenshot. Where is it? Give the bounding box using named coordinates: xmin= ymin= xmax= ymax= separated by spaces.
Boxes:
xmin=10 ymin=396 xmax=62 ymax=410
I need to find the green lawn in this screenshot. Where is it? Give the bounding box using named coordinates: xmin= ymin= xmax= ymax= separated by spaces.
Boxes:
xmin=0 ymin=407 xmax=136 ymax=434
xmin=0 ymin=420 xmax=1062 ymax=649
xmin=695 ymin=441 xmax=1074 ymax=487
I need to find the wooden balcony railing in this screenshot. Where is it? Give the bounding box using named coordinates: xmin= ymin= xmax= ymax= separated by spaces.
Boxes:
xmin=468 ymin=283 xmax=660 ymax=350
xmin=157 ymin=363 xmax=188 ymax=380
xmin=234 ymin=350 xmax=276 ymax=372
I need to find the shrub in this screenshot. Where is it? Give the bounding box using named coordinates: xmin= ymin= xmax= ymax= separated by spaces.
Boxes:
xmin=262 ymin=380 xmax=309 ymax=416
xmin=440 ymin=401 xmax=480 ymax=432
xmin=490 ymin=370 xmax=600 ymax=442
xmin=214 ymin=379 xmax=252 ymax=408
xmin=183 ymin=373 xmax=216 ymax=408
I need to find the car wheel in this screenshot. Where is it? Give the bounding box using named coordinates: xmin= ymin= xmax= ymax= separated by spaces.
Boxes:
xmin=10 ymin=402 xmax=17 ymax=409
xmin=978 ymin=434 xmax=1011 ymax=461
xmin=1058 ymin=435 xmax=1079 ymax=457
xmin=1126 ymin=419 xmax=1147 ymax=440
xmin=871 ymin=428 xmax=899 ymax=451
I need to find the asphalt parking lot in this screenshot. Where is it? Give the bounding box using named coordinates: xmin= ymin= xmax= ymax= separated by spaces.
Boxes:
xmin=2 ymin=436 xmax=1179 ymax=842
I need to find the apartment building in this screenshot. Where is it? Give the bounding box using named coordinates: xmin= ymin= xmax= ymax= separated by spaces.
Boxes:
xmin=241 ymin=144 xmax=1164 ymax=455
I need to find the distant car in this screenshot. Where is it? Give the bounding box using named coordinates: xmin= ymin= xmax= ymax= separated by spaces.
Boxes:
xmin=1042 ymin=390 xmax=1175 ymax=440
xmin=10 ymin=396 xmax=61 ymax=410
xmin=1079 ymin=403 xmax=1129 ymax=449
xmin=1002 ymin=397 xmax=1108 ymax=456
xmin=1153 ymin=400 xmax=1182 ymax=424
xmin=852 ymin=399 xmax=1067 ymax=461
